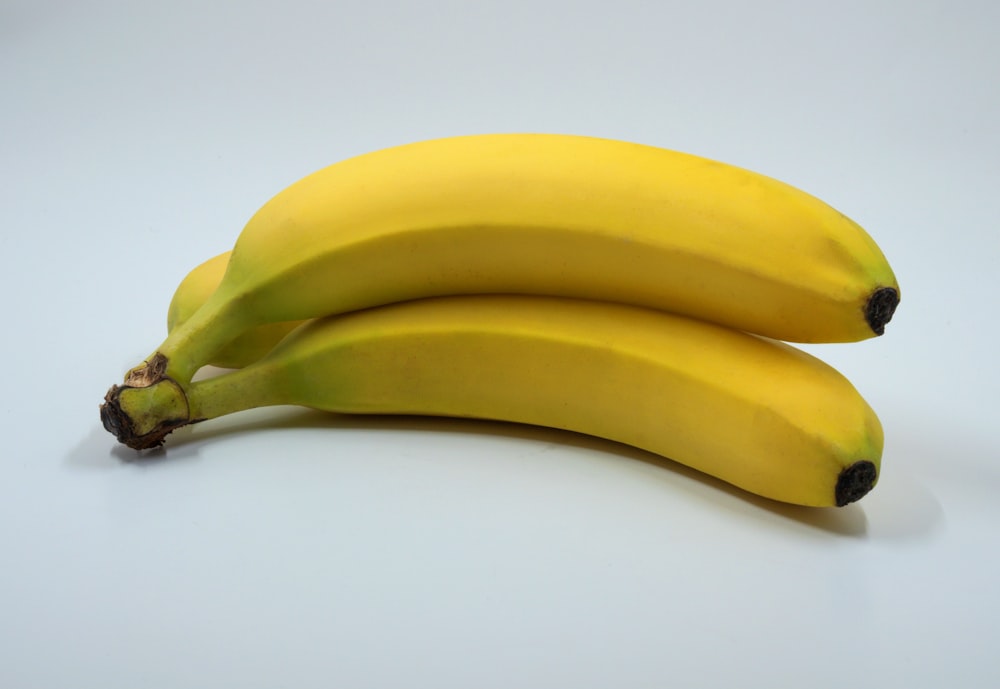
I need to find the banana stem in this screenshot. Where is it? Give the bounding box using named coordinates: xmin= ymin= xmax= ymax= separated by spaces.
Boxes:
xmin=186 ymin=363 xmax=290 ymax=421
xmin=101 ymin=362 xmax=290 ymax=450
xmin=100 ymin=379 xmax=192 ymax=450
xmin=127 ymin=288 xmax=253 ymax=388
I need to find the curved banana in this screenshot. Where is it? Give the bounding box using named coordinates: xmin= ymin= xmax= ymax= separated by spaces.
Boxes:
xmin=103 ymin=295 xmax=883 ymax=507
xmin=123 ymin=133 xmax=898 ymax=390
xmin=168 ymin=253 xmax=301 ymax=369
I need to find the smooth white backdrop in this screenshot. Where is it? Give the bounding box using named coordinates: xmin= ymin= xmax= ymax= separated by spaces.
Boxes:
xmin=2 ymin=1 xmax=998 ymax=687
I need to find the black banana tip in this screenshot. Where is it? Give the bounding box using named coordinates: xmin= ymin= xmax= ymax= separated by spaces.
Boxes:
xmin=865 ymin=287 xmax=899 ymax=336
xmin=835 ymin=460 xmax=878 ymax=506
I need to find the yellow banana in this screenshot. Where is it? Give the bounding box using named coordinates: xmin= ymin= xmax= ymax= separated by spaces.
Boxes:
xmin=121 ymin=133 xmax=899 ymax=391
xmin=167 ymin=253 xmax=301 ymax=369
xmin=103 ymin=295 xmax=883 ymax=507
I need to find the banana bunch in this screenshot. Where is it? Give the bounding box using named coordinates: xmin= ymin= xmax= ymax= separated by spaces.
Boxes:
xmin=100 ymin=133 xmax=900 ymax=507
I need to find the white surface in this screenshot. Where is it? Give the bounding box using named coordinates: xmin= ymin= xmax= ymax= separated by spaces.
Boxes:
xmin=2 ymin=1 xmax=999 ymax=687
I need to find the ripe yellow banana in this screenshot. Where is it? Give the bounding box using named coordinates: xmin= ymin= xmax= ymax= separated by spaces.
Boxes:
xmin=103 ymin=295 xmax=883 ymax=507
xmin=167 ymin=253 xmax=301 ymax=369
xmin=122 ymin=133 xmax=899 ymax=391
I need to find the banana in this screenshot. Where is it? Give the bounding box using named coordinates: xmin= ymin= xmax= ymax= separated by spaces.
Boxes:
xmin=102 ymin=295 xmax=883 ymax=507
xmin=167 ymin=253 xmax=301 ymax=369
xmin=121 ymin=133 xmax=899 ymax=391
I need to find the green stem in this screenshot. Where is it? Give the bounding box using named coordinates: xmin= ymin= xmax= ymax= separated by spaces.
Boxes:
xmin=186 ymin=362 xmax=291 ymax=421
xmin=101 ymin=361 xmax=291 ymax=450
xmin=126 ymin=288 xmax=255 ymax=388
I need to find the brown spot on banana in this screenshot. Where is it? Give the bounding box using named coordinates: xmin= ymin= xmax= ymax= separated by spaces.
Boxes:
xmin=123 ymin=352 xmax=169 ymax=388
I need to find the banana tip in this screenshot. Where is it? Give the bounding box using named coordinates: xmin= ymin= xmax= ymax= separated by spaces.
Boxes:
xmin=835 ymin=460 xmax=878 ymax=506
xmin=865 ymin=287 xmax=899 ymax=336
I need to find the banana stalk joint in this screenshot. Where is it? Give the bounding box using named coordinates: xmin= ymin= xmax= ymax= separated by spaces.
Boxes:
xmin=100 ymin=377 xmax=195 ymax=450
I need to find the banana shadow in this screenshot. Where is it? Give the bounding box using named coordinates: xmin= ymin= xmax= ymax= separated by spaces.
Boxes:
xmin=96 ymin=407 xmax=876 ymax=538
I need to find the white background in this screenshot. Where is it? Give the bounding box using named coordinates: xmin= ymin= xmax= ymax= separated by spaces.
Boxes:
xmin=2 ymin=1 xmax=998 ymax=687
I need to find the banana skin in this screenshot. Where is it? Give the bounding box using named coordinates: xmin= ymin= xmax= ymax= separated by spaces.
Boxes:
xmin=124 ymin=133 xmax=899 ymax=390
xmin=103 ymin=295 xmax=883 ymax=507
